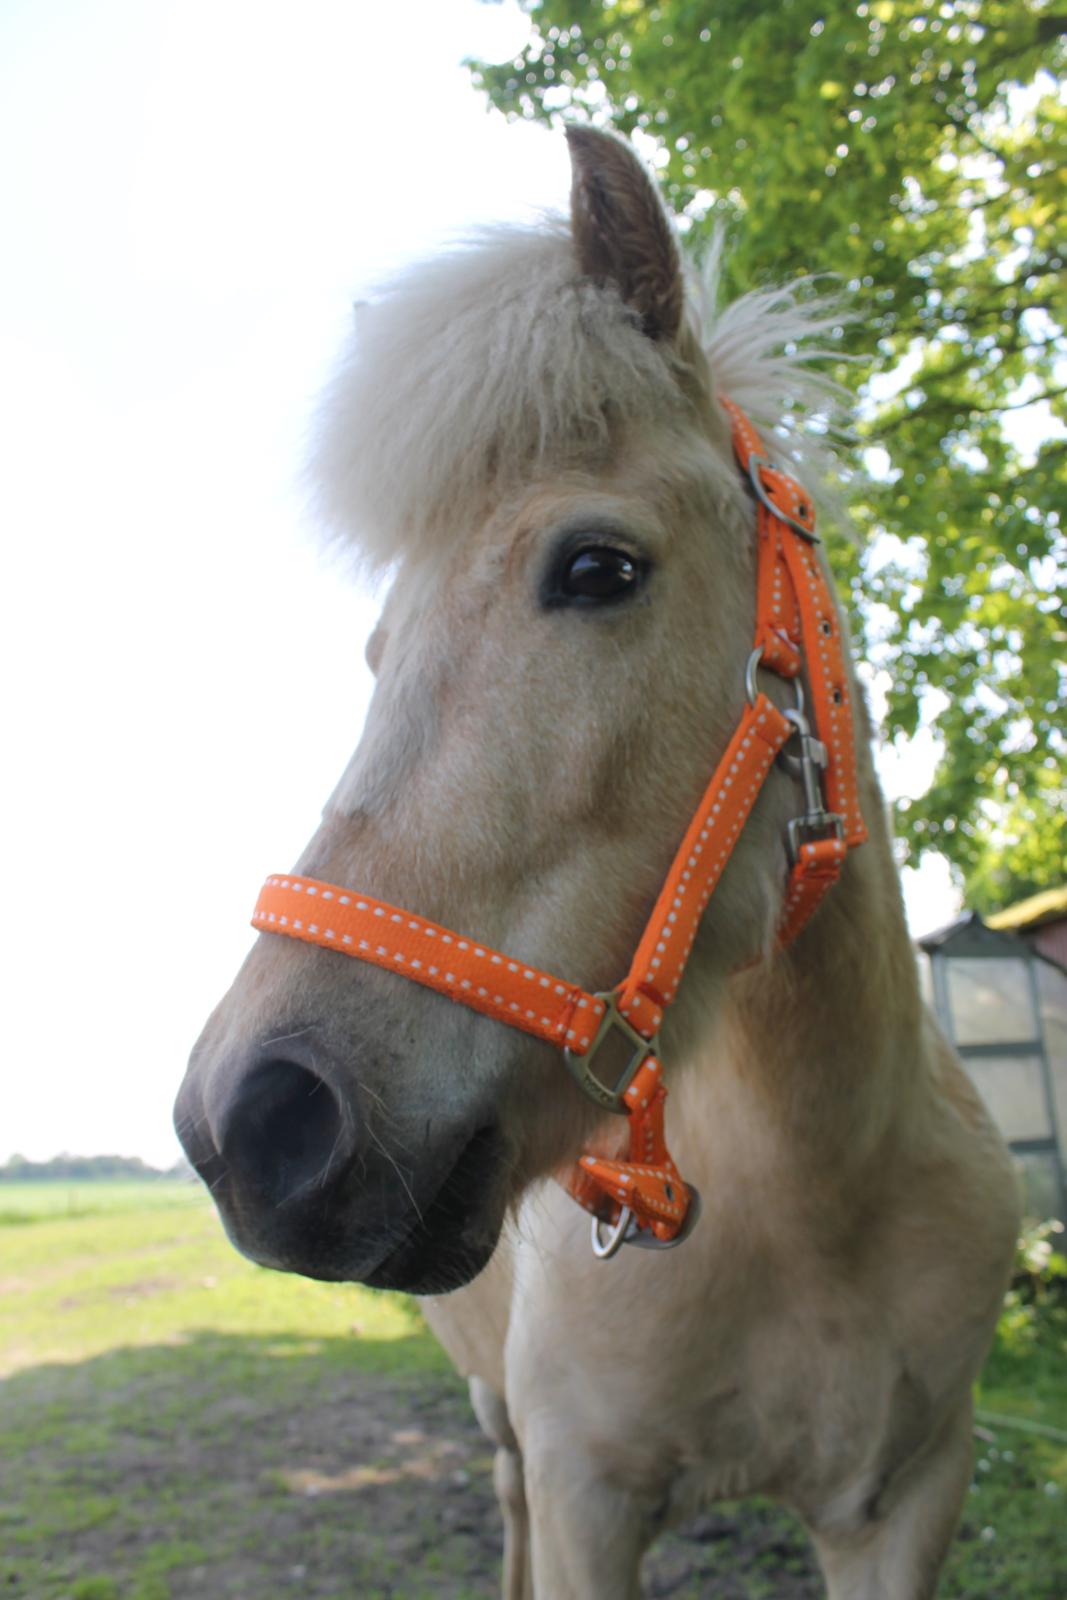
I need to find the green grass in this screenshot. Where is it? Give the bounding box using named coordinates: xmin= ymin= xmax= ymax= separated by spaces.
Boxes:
xmin=1 ymin=1184 xmax=1063 ymax=1599
xmin=0 ymin=1179 xmax=203 ymax=1226
xmin=947 ymin=1260 xmax=1067 ymax=1600
xmin=0 ymin=1184 xmax=442 ymax=1381
xmin=0 ymin=1184 xmax=469 ymax=1599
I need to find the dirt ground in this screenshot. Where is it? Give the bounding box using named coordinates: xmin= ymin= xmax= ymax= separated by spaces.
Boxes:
xmin=219 ymin=1368 xmax=826 ymax=1600
xmin=2 ymin=1334 xmax=823 ymax=1599
xmin=5 ymin=1195 xmax=1061 ymax=1599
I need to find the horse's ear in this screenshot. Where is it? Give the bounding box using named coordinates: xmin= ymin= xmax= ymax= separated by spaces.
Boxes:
xmin=566 ymin=125 xmax=684 ymax=343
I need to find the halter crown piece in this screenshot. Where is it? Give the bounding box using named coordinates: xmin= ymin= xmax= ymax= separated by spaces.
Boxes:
xmin=251 ymin=402 xmax=867 ymax=1259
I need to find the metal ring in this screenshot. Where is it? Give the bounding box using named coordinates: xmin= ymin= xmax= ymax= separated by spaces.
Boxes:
xmin=748 ymin=453 xmax=820 ymax=542
xmin=591 ymin=1207 xmax=633 ymax=1260
xmin=746 ymin=647 xmax=806 ymax=721
xmin=624 ymin=1185 xmax=704 ymax=1250
xmin=745 ymin=646 xmax=764 ymax=706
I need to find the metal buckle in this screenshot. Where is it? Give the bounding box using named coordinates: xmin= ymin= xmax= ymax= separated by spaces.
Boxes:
xmin=786 ymin=811 xmax=845 ymax=864
xmin=590 ymin=1184 xmax=703 ymax=1258
xmin=748 ymin=453 xmax=820 ymax=542
xmin=564 ymin=991 xmax=657 ymax=1114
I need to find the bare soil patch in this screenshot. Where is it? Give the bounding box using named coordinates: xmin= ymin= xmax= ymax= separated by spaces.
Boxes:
xmin=1 ymin=1329 xmax=821 ymax=1599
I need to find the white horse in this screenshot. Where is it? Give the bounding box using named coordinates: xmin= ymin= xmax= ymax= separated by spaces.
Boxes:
xmin=175 ymin=127 xmax=1019 ymax=1598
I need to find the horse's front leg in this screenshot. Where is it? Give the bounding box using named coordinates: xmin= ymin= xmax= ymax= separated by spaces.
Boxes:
xmin=810 ymin=1401 xmax=974 ymax=1600
xmin=468 ymin=1378 xmax=533 ymax=1600
xmin=522 ymin=1433 xmax=652 ymax=1600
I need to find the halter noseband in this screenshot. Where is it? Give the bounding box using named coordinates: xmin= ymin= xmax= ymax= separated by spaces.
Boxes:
xmin=251 ymin=402 xmax=867 ymax=1258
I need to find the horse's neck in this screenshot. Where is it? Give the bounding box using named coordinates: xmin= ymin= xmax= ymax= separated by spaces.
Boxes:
xmin=677 ymin=760 xmax=926 ymax=1194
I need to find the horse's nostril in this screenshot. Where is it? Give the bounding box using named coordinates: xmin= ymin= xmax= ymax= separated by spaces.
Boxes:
xmin=221 ymin=1059 xmax=353 ymax=1207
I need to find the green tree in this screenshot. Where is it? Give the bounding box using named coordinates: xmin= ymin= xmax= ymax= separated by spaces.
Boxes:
xmin=473 ymin=0 xmax=1066 ymax=911
xmin=0 ymin=1153 xmax=167 ymax=1182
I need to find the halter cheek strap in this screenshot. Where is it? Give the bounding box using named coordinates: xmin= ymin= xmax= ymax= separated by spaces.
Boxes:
xmin=251 ymin=401 xmax=866 ymax=1257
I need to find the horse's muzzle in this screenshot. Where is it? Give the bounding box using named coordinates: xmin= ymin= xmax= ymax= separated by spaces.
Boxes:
xmin=173 ymin=1038 xmax=505 ymax=1292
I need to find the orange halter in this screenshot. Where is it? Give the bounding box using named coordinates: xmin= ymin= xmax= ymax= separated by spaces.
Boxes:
xmin=251 ymin=403 xmax=866 ymax=1257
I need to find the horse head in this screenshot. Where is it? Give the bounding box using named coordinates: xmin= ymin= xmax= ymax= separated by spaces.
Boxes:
xmin=174 ymin=128 xmax=854 ymax=1292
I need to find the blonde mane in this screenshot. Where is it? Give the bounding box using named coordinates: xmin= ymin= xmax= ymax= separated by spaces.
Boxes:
xmin=311 ymin=218 xmax=850 ymax=573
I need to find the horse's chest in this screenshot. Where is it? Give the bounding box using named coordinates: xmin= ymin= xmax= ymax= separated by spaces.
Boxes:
xmin=511 ymin=1246 xmax=902 ymax=1517
xmin=660 ymin=1343 xmax=898 ymax=1521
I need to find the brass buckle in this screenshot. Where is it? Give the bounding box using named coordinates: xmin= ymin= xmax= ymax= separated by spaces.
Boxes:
xmin=564 ymin=991 xmax=656 ymax=1114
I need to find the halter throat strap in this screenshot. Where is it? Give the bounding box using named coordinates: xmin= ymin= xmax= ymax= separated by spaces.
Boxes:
xmin=251 ymin=401 xmax=866 ymax=1251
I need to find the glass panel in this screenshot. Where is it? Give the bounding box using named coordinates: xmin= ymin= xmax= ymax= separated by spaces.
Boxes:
xmin=1036 ymin=960 xmax=1067 ymax=1148
xmin=946 ymin=956 xmax=1038 ymax=1046
xmin=1054 ymin=1058 xmax=1067 ymax=1165
xmin=1013 ymin=1148 xmax=1064 ymax=1224
xmin=963 ymin=1055 xmax=1050 ymax=1142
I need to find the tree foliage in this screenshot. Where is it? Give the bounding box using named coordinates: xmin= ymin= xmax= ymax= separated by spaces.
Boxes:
xmin=472 ymin=0 xmax=1066 ymax=910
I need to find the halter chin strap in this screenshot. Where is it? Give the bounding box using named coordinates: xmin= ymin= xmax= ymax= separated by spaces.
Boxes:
xmin=251 ymin=401 xmax=867 ymax=1257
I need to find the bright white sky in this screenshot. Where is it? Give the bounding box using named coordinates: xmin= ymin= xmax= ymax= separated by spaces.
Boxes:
xmin=0 ymin=0 xmax=960 ymax=1167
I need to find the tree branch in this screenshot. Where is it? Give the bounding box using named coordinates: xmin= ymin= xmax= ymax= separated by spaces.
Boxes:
xmin=876 ymin=384 xmax=1067 ymax=436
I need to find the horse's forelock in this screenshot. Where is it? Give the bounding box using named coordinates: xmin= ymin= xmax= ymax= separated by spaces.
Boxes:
xmin=307 ymin=220 xmax=693 ymax=574
xmin=309 ymin=218 xmax=853 ymax=575
xmin=697 ymin=243 xmax=855 ymax=523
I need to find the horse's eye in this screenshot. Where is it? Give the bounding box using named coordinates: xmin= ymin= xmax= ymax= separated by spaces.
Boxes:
xmin=552 ymin=545 xmax=645 ymax=607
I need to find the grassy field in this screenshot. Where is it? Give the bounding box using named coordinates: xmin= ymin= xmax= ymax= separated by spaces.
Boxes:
xmin=1 ymin=1183 xmax=1064 ymax=1599
xmin=0 ymin=1182 xmax=204 ymax=1227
